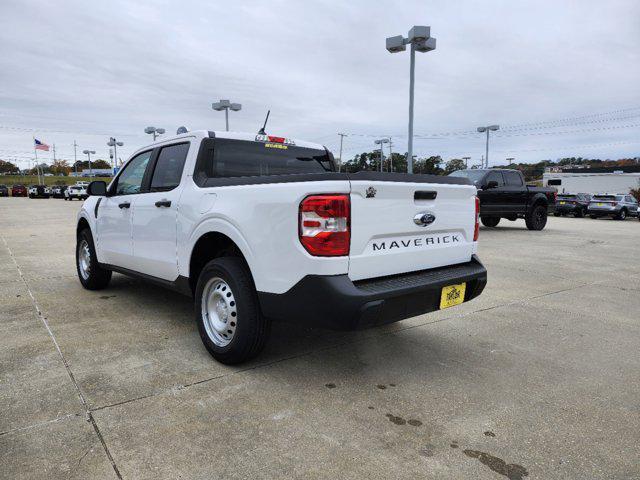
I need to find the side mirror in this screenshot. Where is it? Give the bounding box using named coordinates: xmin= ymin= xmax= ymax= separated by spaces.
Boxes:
xmin=87 ymin=181 xmax=107 ymax=196
xmin=485 ymin=180 xmax=499 ymax=189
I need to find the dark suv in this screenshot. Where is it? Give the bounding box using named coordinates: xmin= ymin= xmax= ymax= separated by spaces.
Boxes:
xmin=0 ymin=184 xmax=8 ymax=197
xmin=554 ymin=193 xmax=591 ymax=217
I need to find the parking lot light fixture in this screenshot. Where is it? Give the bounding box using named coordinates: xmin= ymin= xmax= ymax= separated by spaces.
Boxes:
xmin=386 ymin=26 xmax=437 ymax=174
xmin=374 ymin=138 xmax=390 ymax=172
xmin=212 ymin=99 xmax=242 ymax=131
xmin=82 ymin=149 xmax=96 ymax=178
xmin=107 ymin=137 xmax=124 ymax=169
xmin=145 ymin=126 xmax=165 ymax=141
xmin=477 ymin=125 xmax=500 ymax=168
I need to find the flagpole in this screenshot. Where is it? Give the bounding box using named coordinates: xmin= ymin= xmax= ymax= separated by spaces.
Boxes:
xmin=33 ymin=136 xmax=41 ymax=185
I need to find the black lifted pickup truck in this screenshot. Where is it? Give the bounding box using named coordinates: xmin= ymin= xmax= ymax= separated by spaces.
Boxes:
xmin=450 ymin=169 xmax=556 ymax=231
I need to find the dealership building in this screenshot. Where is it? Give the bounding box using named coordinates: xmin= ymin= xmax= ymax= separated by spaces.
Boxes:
xmin=542 ymin=166 xmax=640 ymax=194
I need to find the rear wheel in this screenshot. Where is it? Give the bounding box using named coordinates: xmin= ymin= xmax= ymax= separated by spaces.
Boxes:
xmin=525 ymin=204 xmax=548 ymax=231
xmin=553 ymin=212 xmax=561 ymax=217
xmin=195 ymin=257 xmax=269 ymax=364
xmin=589 ymin=214 xmax=597 ymax=219
xmin=616 ymin=209 xmax=627 ymax=220
xmin=480 ymin=216 xmax=500 ymax=228
xmin=76 ymin=229 xmax=112 ymax=290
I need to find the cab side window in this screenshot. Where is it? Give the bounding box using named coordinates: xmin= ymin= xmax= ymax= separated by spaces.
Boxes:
xmin=115 ymin=151 xmax=153 ymax=196
xmin=503 ymin=171 xmax=523 ymax=186
xmin=485 ymin=171 xmax=504 ymax=187
xmin=150 ymin=143 xmax=190 ymax=192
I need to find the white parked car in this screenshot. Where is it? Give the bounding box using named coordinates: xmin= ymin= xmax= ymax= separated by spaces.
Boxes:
xmin=75 ymin=130 xmax=487 ymax=364
xmin=65 ymin=184 xmax=87 ymax=200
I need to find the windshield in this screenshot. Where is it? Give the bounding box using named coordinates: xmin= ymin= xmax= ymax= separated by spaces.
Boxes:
xmin=558 ymin=194 xmax=576 ymax=199
xmin=449 ymin=169 xmax=486 ymax=184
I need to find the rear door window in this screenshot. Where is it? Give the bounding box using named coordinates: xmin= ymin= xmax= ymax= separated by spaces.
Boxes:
xmin=485 ymin=171 xmax=505 ymax=187
xmin=206 ymin=138 xmax=333 ymax=178
xmin=150 ymin=143 xmax=190 ymax=191
xmin=503 ymin=171 xmax=523 ymax=186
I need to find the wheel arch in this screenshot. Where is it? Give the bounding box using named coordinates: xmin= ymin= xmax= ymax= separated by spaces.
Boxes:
xmin=529 ymin=193 xmax=548 ymax=212
xmin=187 ymin=230 xmax=255 ymax=295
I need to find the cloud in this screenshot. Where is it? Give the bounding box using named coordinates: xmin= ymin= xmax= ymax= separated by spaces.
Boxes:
xmin=0 ymin=0 xmax=638 ymax=167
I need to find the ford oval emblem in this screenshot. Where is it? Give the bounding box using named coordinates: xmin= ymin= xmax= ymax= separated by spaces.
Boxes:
xmin=414 ymin=212 xmax=436 ymax=227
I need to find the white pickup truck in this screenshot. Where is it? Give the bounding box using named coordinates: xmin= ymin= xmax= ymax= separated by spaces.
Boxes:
xmin=76 ymin=130 xmax=487 ymax=364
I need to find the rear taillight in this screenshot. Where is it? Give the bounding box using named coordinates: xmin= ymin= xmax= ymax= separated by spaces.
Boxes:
xmin=612 ymin=201 xmax=618 ymax=206
xmin=299 ymin=194 xmax=350 ymax=256
xmin=473 ymin=196 xmax=480 ymax=241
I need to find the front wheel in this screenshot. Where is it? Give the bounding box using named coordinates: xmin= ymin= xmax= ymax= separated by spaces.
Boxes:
xmin=195 ymin=257 xmax=269 ymax=365
xmin=589 ymin=215 xmax=597 ymax=219
xmin=480 ymin=216 xmax=501 ymax=228
xmin=525 ymin=204 xmax=548 ymax=231
xmin=574 ymin=208 xmax=584 ymax=218
xmin=616 ymin=209 xmax=627 ymax=220
xmin=76 ymin=229 xmax=112 ymax=290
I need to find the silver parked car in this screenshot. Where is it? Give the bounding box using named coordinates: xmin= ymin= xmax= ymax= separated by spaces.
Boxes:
xmin=588 ymin=194 xmax=639 ymax=220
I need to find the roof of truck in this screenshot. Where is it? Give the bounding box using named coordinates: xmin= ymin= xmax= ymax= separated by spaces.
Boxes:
xmin=132 ymin=130 xmax=326 ymax=157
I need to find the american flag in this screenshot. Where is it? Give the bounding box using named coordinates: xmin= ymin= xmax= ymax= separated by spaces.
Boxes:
xmin=34 ymin=139 xmax=50 ymax=151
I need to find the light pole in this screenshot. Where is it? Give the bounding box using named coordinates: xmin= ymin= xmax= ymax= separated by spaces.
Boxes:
xmin=462 ymin=156 xmax=471 ymax=169
xmin=337 ymin=133 xmax=347 ymax=172
xmin=477 ymin=125 xmax=499 ymax=168
xmin=212 ymin=99 xmax=242 ymax=131
xmin=107 ymin=137 xmax=123 ymax=171
xmin=374 ymin=138 xmax=390 ymax=172
xmin=83 ymin=150 xmax=95 ymax=178
xmin=145 ymin=126 xmax=166 ymax=141
xmin=386 ymin=26 xmax=436 ymax=174
xmin=506 ymin=157 xmax=515 ymax=166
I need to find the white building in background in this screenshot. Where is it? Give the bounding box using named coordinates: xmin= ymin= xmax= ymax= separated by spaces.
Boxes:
xmin=543 ymin=167 xmax=640 ymax=194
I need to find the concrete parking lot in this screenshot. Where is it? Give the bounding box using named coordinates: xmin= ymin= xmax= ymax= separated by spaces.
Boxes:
xmin=1 ymin=197 xmax=639 ymax=479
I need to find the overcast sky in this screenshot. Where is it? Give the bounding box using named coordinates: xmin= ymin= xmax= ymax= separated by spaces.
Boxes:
xmin=1 ymin=0 xmax=639 ymax=169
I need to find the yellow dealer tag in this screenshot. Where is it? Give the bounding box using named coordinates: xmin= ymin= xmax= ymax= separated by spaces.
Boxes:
xmin=265 ymin=143 xmax=288 ymax=150
xmin=440 ymin=283 xmax=466 ymax=309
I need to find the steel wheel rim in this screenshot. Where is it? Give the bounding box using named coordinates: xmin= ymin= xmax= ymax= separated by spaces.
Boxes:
xmin=78 ymin=239 xmax=91 ymax=280
xmin=201 ymin=277 xmax=237 ymax=347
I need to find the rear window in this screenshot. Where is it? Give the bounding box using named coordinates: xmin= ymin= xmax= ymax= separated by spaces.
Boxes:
xmin=593 ymin=195 xmax=619 ymax=201
xmin=558 ymin=194 xmax=576 ymax=200
xmin=202 ymin=138 xmax=333 ymax=178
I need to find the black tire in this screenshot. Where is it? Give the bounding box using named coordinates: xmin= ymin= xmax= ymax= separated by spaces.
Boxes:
xmin=574 ymin=208 xmax=584 ymax=218
xmin=525 ymin=204 xmax=548 ymax=231
xmin=195 ymin=257 xmax=269 ymax=365
xmin=589 ymin=215 xmax=597 ymax=219
xmin=616 ymin=209 xmax=627 ymax=221
xmin=29 ymin=194 xmax=34 ymax=199
xmin=76 ymin=228 xmax=112 ymax=290
xmin=64 ymin=197 xmax=68 ymax=201
xmin=480 ymin=216 xmax=501 ymax=228
xmin=553 ymin=212 xmax=561 ymax=217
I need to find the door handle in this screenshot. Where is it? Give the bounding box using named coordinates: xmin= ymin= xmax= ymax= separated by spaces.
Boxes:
xmin=155 ymin=199 xmax=171 ymax=208
xmin=118 ymin=202 xmax=131 ymax=209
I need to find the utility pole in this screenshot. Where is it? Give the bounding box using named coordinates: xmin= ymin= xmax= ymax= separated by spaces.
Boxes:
xmin=462 ymin=156 xmax=471 ymax=168
xmin=337 ymin=133 xmax=347 ymax=172
xmin=73 ymin=140 xmax=78 ymax=177
xmin=388 ymin=137 xmax=393 ymax=172
xmin=506 ymin=157 xmax=515 ymax=166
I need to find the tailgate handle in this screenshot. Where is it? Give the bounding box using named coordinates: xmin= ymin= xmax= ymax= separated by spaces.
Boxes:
xmin=414 ymin=191 xmax=437 ymax=200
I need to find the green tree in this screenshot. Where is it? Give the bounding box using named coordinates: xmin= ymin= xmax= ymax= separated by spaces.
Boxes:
xmin=444 ymin=158 xmax=466 ymax=175
xmin=414 ymin=156 xmax=443 ymax=175
xmin=0 ymin=159 xmax=19 ymax=174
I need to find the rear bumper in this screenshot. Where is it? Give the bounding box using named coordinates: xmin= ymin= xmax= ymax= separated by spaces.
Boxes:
xmin=556 ymin=204 xmax=579 ymax=213
xmin=258 ymin=255 xmax=487 ymax=330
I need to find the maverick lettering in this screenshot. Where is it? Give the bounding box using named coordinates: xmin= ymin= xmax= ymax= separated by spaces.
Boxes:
xmin=372 ymin=235 xmax=461 ymax=251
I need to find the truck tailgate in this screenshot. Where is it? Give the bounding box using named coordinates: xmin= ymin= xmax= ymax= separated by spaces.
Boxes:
xmin=348 ymin=178 xmax=477 ymax=281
